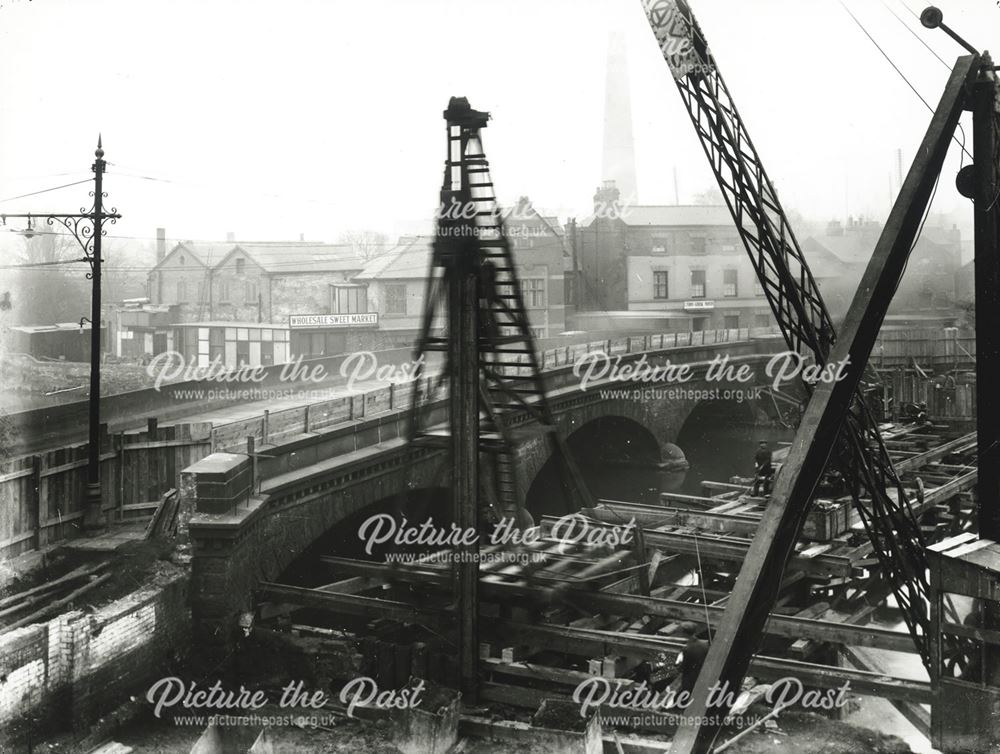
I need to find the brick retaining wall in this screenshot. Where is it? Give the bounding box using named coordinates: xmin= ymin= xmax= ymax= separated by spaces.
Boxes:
xmin=0 ymin=571 xmax=189 ymax=744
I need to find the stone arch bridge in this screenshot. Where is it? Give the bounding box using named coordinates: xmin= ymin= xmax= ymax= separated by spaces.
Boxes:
xmin=184 ymin=330 xmax=790 ymax=648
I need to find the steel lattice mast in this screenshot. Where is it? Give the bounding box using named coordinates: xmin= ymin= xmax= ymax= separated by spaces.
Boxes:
xmin=406 ymin=97 xmax=593 ymax=697
xmin=639 ymin=0 xmax=951 ymax=745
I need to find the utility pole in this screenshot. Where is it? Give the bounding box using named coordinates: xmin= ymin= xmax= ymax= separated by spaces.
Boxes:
xmin=971 ymin=55 xmax=1000 ymax=542
xmin=1 ymin=137 xmax=121 ymax=532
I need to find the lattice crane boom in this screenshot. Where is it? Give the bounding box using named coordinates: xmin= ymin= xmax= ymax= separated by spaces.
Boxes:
xmin=639 ymin=0 xmax=946 ymax=745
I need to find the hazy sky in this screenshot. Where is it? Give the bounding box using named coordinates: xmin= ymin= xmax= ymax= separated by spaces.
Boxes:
xmin=1 ymin=0 xmax=997 ymax=247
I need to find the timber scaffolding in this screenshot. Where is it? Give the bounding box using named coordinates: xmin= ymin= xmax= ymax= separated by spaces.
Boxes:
xmin=251 ymin=420 xmax=978 ymax=745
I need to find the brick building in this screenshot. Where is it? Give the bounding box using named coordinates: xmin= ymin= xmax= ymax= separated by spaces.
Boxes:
xmin=574 ymin=182 xmax=774 ymax=331
xmin=140 ymin=207 xmax=568 ymax=368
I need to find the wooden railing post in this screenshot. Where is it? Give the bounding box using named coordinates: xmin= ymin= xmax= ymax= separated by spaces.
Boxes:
xmin=31 ymin=454 xmax=42 ymax=550
xmin=247 ymin=436 xmax=258 ymax=499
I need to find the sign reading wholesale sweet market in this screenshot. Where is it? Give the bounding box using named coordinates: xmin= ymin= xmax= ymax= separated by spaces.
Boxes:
xmin=288 ymin=313 xmax=380 ymax=328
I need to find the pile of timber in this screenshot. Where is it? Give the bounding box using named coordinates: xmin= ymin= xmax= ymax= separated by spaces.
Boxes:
xmin=0 ymin=560 xmax=111 ymax=632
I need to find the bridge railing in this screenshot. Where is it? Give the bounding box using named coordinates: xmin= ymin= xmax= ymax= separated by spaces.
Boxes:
xmin=209 ymin=327 xmax=774 ymax=452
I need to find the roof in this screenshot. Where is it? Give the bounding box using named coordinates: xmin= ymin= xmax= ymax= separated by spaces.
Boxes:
xmin=173 ymin=321 xmax=290 ymax=329
xmin=809 ymin=234 xmax=875 ymax=266
xmin=354 ymin=237 xmax=432 ymax=281
xmin=153 ymin=242 xmax=228 ymax=270
xmin=579 ymin=205 xmax=735 ymax=228
xmin=151 ymin=241 xmax=367 ymax=275
xmin=230 ymin=242 xmax=366 ymax=274
xmin=800 ymin=237 xmax=857 ymax=279
xmin=12 ymin=323 xmax=97 ymax=333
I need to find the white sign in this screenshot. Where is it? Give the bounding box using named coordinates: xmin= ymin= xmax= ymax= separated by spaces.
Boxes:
xmin=683 ymin=300 xmax=715 ymax=311
xmin=289 ymin=313 xmax=379 ymax=329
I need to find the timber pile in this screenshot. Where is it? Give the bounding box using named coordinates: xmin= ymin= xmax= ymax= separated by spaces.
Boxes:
xmin=0 ymin=560 xmax=111 ymax=632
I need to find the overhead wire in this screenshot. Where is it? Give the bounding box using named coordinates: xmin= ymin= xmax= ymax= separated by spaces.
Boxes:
xmin=881 ymin=0 xmax=971 ymax=158
xmin=840 ymin=1 xmax=974 ymax=161
xmin=0 ymin=179 xmax=94 ymax=205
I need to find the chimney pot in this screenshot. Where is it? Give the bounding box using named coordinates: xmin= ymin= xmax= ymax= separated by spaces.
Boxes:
xmin=156 ymin=227 xmax=167 ymax=263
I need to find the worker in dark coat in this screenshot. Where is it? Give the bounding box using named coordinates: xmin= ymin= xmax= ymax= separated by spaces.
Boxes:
xmin=750 ymin=441 xmax=773 ymax=496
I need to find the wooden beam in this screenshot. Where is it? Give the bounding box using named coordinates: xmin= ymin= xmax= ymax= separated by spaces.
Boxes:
xmin=480 ymin=621 xmax=930 ymax=703
xmin=672 ymin=55 xmax=980 ymax=754
xmin=315 ymin=557 xmax=913 ymax=652
xmin=255 ymin=582 xmax=447 ymax=626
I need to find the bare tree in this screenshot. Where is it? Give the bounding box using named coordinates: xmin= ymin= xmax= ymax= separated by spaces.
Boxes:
xmin=14 ymin=224 xmax=79 ymax=265
xmin=4 ymin=227 xmax=90 ymax=325
xmin=338 ymin=230 xmax=389 ymax=262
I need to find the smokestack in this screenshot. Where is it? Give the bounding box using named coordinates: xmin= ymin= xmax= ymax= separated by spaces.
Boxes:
xmin=601 ymin=31 xmax=638 ymax=203
xmin=226 ymin=231 xmax=236 ymax=243
xmin=156 ymin=227 xmax=166 ymax=262
xmin=299 ymin=233 xmax=305 ymax=242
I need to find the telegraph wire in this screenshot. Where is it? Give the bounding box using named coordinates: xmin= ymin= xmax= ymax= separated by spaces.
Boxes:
xmin=840 ymin=1 xmax=973 ymax=161
xmin=881 ymin=0 xmax=952 ymax=70
xmin=0 ymin=179 xmax=93 ymax=204
xmin=880 ymin=0 xmax=971 ymax=155
xmin=0 ymin=258 xmax=88 ymax=270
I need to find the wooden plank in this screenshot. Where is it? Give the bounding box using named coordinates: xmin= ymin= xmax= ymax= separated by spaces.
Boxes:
xmin=840 ymin=646 xmax=930 ymax=738
xmin=606 ymin=506 xmax=759 ymax=537
xmin=894 ymin=432 xmax=976 ymax=473
xmin=927 ymin=531 xmax=978 ymax=553
xmin=482 ymin=622 xmax=930 ymax=703
xmin=539 ymin=517 xmax=856 ymax=577
xmin=256 ymin=582 xmax=446 ymax=626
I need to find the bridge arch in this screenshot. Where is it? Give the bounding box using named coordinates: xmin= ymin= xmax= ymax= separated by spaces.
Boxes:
xmin=280 ymin=486 xmax=452 ymax=586
xmin=674 ymin=394 xmax=765 ymax=491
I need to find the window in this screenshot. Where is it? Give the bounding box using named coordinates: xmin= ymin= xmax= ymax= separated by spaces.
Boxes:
xmin=176 ymin=281 xmax=187 ymax=303
xmin=754 ymin=280 xmax=765 ymax=297
xmin=724 ymin=315 xmax=740 ymax=329
xmin=219 ymin=281 xmax=231 ymax=303
xmin=235 ymin=258 xmax=245 ymax=275
xmin=690 ymin=270 xmax=706 ymax=298
xmin=522 ymin=278 xmax=546 ymax=308
xmin=653 ymin=271 xmax=669 ymax=300
xmin=755 ymin=313 xmax=771 ymax=327
xmin=651 ymin=236 xmax=668 ymax=254
xmin=331 ymin=285 xmax=367 ymax=314
xmin=384 ymin=284 xmax=407 ymax=315
xmin=723 ymin=269 xmax=738 ymax=297
xmin=243 ymin=281 xmax=258 ymax=305
xmin=691 ymin=235 xmax=707 ymax=254
xmin=530 ymin=326 xmax=547 ymax=339
xmin=208 ymin=327 xmax=224 ymax=364
xmin=261 ymin=341 xmax=274 ymax=366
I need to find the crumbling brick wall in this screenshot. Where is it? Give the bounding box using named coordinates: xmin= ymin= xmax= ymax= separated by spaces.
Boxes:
xmin=0 ymin=572 xmax=190 ymax=744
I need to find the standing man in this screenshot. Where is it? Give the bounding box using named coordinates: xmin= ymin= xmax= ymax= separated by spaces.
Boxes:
xmin=751 ymin=440 xmax=773 ymax=497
